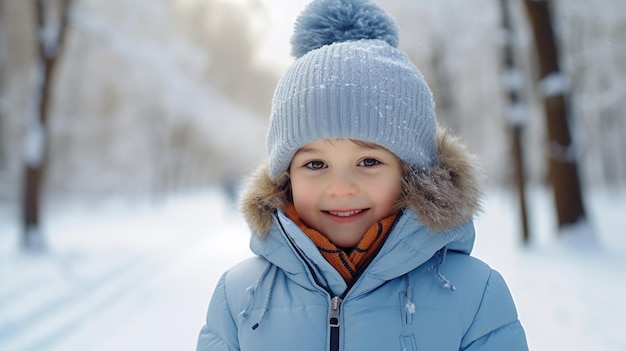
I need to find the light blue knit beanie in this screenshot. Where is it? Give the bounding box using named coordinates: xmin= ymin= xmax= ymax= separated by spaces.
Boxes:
xmin=266 ymin=0 xmax=437 ymax=181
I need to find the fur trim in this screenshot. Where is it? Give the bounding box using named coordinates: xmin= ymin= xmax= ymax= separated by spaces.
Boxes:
xmin=239 ymin=127 xmax=483 ymax=237
xmin=239 ymin=166 xmax=286 ymax=237
xmin=398 ymin=128 xmax=483 ymax=231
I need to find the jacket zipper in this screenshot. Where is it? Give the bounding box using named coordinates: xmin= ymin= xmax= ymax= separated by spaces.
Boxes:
xmin=277 ymin=218 xmax=344 ymax=350
xmin=276 ymin=214 xmax=402 ymax=351
xmin=329 ymin=296 xmax=342 ymax=351
xmin=325 ymin=215 xmax=403 ymax=351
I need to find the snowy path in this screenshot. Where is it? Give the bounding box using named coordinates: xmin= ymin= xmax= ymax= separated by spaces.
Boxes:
xmin=0 ymin=192 xmax=252 ymax=351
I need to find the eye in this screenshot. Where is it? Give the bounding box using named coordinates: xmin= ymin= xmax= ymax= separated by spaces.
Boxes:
xmin=358 ymin=158 xmax=381 ymax=167
xmin=304 ymin=160 xmax=327 ymax=170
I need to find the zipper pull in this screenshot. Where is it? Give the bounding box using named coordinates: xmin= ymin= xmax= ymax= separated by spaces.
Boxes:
xmin=329 ymin=296 xmax=343 ymax=351
xmin=329 ymin=296 xmax=342 ymax=327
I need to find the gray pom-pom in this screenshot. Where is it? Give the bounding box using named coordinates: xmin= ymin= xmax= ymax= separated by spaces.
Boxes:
xmin=291 ymin=0 xmax=399 ymax=58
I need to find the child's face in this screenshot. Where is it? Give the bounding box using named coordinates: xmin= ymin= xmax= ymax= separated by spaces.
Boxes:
xmin=289 ymin=139 xmax=402 ymax=249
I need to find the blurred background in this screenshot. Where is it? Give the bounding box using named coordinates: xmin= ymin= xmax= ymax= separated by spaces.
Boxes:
xmin=1 ymin=0 xmax=625 ymax=350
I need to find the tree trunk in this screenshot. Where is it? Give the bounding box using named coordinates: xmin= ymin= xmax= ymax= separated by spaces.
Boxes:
xmin=499 ymin=0 xmax=530 ymax=243
xmin=523 ymin=0 xmax=586 ymax=228
xmin=22 ymin=0 xmax=72 ymax=250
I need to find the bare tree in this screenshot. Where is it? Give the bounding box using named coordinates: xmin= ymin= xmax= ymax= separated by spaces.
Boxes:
xmin=500 ymin=0 xmax=530 ymax=242
xmin=523 ymin=0 xmax=586 ymax=228
xmin=0 ymin=7 xmax=6 ymax=174
xmin=22 ymin=0 xmax=72 ymax=250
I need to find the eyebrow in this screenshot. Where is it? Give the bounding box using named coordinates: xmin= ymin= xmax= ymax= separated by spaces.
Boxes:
xmin=294 ymin=146 xmax=318 ymax=155
xmin=295 ymin=141 xmax=385 ymax=156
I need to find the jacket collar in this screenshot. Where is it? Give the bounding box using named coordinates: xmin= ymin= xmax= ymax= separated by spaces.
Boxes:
xmin=250 ymin=208 xmax=475 ymax=297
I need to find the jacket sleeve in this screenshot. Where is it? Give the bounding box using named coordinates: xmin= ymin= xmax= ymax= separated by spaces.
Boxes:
xmin=461 ymin=269 xmax=528 ymax=351
xmin=196 ymin=273 xmax=239 ymax=351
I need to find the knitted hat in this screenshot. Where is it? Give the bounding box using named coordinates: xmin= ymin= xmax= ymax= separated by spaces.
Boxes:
xmin=266 ymin=0 xmax=437 ymax=181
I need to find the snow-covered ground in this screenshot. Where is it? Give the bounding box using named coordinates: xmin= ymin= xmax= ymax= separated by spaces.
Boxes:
xmin=0 ymin=186 xmax=625 ymax=351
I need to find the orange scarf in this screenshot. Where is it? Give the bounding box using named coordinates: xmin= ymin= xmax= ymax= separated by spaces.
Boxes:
xmin=285 ymin=204 xmax=397 ymax=284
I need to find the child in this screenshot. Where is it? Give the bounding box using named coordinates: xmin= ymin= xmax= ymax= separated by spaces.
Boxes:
xmin=197 ymin=0 xmax=528 ymax=350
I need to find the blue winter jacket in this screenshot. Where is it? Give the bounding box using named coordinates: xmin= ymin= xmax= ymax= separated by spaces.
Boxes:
xmin=196 ymin=131 xmax=528 ymax=351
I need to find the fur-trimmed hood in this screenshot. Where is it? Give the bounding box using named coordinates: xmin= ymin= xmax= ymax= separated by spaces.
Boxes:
xmin=239 ymin=127 xmax=483 ymax=237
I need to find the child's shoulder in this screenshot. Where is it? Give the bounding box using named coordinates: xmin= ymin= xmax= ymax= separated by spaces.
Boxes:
xmin=217 ymin=256 xmax=272 ymax=315
xmin=410 ymin=250 xmax=516 ymax=318
xmin=412 ymin=250 xmax=493 ymax=279
xmin=224 ymin=256 xmax=271 ymax=289
xmin=435 ymin=251 xmax=505 ymax=291
xmin=441 ymin=251 xmax=493 ymax=280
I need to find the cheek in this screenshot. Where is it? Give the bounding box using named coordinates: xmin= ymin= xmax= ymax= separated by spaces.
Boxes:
xmin=371 ymin=178 xmax=402 ymax=205
xmin=290 ymin=178 xmax=316 ymax=208
xmin=291 ymin=183 xmax=319 ymax=226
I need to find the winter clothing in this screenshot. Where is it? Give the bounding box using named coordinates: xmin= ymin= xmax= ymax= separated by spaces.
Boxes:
xmin=266 ymin=0 xmax=437 ymax=181
xmin=196 ymin=0 xmax=527 ymax=349
xmin=196 ymin=131 xmax=528 ymax=351
xmin=284 ymin=203 xmax=397 ymax=284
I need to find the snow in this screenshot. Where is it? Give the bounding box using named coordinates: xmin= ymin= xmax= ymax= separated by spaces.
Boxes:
xmin=506 ymin=101 xmax=527 ymax=126
xmin=0 ymin=191 xmax=253 ymax=351
xmin=539 ymin=71 xmax=570 ymax=98
xmin=1 ymin=186 xmax=625 ymax=350
xmin=22 ymin=119 xmax=46 ymax=167
xmin=472 ymin=187 xmax=626 ymax=351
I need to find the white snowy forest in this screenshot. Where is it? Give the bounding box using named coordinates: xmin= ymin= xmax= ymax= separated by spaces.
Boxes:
xmin=1 ymin=0 xmax=625 ymax=350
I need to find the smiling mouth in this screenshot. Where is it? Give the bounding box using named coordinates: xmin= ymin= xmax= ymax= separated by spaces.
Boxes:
xmin=327 ymin=209 xmax=364 ymax=217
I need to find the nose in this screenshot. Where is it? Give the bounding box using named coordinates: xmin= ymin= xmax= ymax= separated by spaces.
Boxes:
xmin=326 ymin=170 xmax=357 ymax=197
